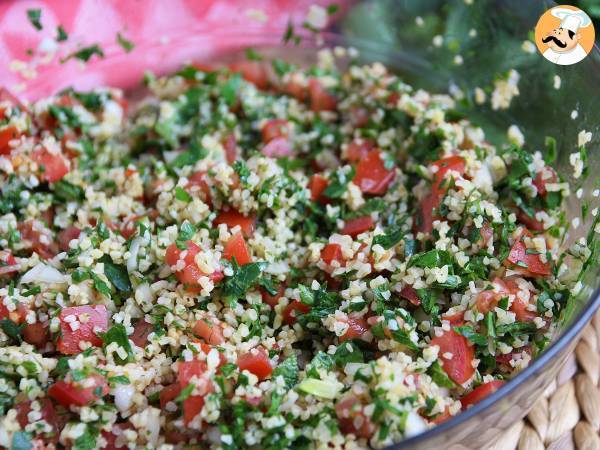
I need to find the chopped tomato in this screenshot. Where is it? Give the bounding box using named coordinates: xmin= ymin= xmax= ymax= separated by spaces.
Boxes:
xmin=321 ymin=243 xmax=344 ymax=266
xmin=282 ymin=301 xmax=310 ymax=325
xmin=262 ymin=119 xmax=288 ymax=143
xmin=15 ymin=398 xmax=60 ymax=438
xmin=415 ymin=156 xmax=466 ymax=234
xmin=237 ymin=346 xmax=272 ymax=380
xmin=284 ymin=79 xmax=307 ymax=101
xmin=223 ymin=232 xmax=252 ymax=265
xmin=399 ymin=286 xmax=421 ymax=306
xmin=428 ymin=406 xmax=453 ymax=424
xmin=431 ymin=156 xmax=466 ymax=193
xmin=187 ymin=171 xmax=212 ymax=206
xmin=442 ymin=310 xmax=465 ymax=326
xmin=183 ymin=395 xmax=205 ymax=425
xmin=101 ymin=423 xmax=131 ymax=450
xmin=159 ymin=383 xmax=182 ymax=409
xmin=532 ymin=167 xmax=557 ymax=197
xmin=510 ymin=294 xmax=538 ymax=322
xmin=48 ymin=374 xmax=109 ymax=407
xmin=22 ymin=322 xmax=50 ymax=348
xmin=335 ymin=396 xmax=375 ymax=439
xmin=308 ymin=79 xmax=337 ymax=112
xmin=339 ymin=317 xmax=369 ymax=342
xmin=57 ymin=226 xmax=81 ymax=252
xmin=222 ymin=132 xmax=238 ymax=164
xmin=430 ymin=329 xmax=475 ymax=385
xmin=476 ymin=278 xmax=513 ymax=314
xmin=165 ymin=241 xmax=224 ymax=290
xmin=353 ymin=150 xmax=395 ymax=195
xmin=517 ymin=209 xmax=545 ymax=232
xmin=480 ymin=222 xmax=494 ymax=245
xmin=0 ymin=125 xmax=21 ymax=155
xmin=0 ymin=250 xmax=18 ymax=277
xmin=56 ymin=305 xmax=108 ymax=355
xmin=346 ymin=138 xmax=374 ymax=162
xmin=309 ymin=174 xmax=329 ymax=202
xmin=506 ymin=237 xmax=551 ymax=277
xmin=461 ymin=380 xmax=505 ymax=409
xmin=192 ymin=317 xmax=225 ymax=345
xmin=18 ymin=220 xmax=58 ymax=260
xmin=349 ymin=107 xmax=371 ymax=128
xmin=130 ymin=320 xmax=155 ymax=347
xmin=214 ymin=210 xmax=255 ymax=237
xmin=261 ymin=136 xmax=293 ymax=158
xmin=178 ymin=360 xmax=209 ymax=387
xmin=340 ymin=216 xmax=374 ymax=238
xmin=32 ymin=147 xmax=70 ymax=183
xmin=0 ymin=301 xmax=27 ymax=323
xmin=414 ymin=192 xmax=438 ymax=234
xmin=230 ymin=61 xmax=269 ymax=90
xmin=260 ymin=283 xmax=286 ymax=308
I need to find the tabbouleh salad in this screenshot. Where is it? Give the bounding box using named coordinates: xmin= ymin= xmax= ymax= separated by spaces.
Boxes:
xmin=0 ymin=48 xmax=595 ymax=450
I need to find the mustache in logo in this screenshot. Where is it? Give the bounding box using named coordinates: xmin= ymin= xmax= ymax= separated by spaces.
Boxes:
xmin=542 ymin=35 xmax=567 ymax=48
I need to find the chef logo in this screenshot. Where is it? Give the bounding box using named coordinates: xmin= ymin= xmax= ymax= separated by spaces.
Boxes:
xmin=535 ymin=5 xmax=595 ymax=65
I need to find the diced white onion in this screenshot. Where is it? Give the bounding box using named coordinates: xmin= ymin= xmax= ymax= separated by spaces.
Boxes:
xmin=20 ymin=263 xmax=66 ymax=284
xmin=127 ymin=237 xmax=142 ymax=273
xmin=114 ymin=384 xmax=134 ymax=412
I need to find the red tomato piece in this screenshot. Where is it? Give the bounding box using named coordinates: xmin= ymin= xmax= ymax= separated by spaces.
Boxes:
xmin=223 ymin=232 xmax=252 ymax=266
xmin=430 ymin=329 xmax=475 ymax=385
xmin=260 ymin=283 xmax=286 ymax=308
xmin=309 ymin=174 xmax=329 ymax=202
xmin=178 ymin=360 xmax=208 ymax=387
xmin=340 ymin=216 xmax=374 ymax=238
xmin=193 ymin=317 xmax=225 ymax=345
xmin=475 ymin=278 xmax=513 ymax=314
xmin=222 ymin=132 xmax=238 ymax=164
xmin=510 ymin=295 xmax=538 ymax=322
xmin=0 ymin=301 xmax=27 ymax=323
xmin=57 ymin=305 xmax=108 ymax=355
xmin=230 ymin=61 xmax=269 ymax=90
xmin=442 ymin=311 xmax=465 ymax=326
xmin=0 ymin=250 xmax=18 ymax=277
xmin=321 ymin=243 xmax=344 ymax=266
xmin=346 ymin=138 xmax=375 ymax=162
xmin=399 ymin=286 xmax=421 ymax=306
xmin=353 ymin=150 xmax=395 ymax=195
xmin=532 ymin=167 xmax=557 ymax=197
xmin=237 ymin=346 xmax=272 ymax=380
xmin=428 ymin=406 xmax=453 ymax=425
xmin=57 ymin=226 xmax=81 ymax=252
xmin=18 ymin=220 xmax=58 ymax=260
xmin=261 ymin=136 xmax=293 ymax=158
xmin=32 ymin=147 xmax=70 ymax=183
xmin=517 ymin=209 xmax=545 ymax=232
xmin=431 ymin=156 xmax=466 ymax=193
xmin=22 ymin=322 xmax=50 ymax=348
xmin=480 ymin=222 xmax=494 ymax=245
xmin=284 ymin=80 xmax=308 ymax=101
xmin=349 ymin=107 xmax=371 ymax=128
xmin=183 ymin=395 xmax=205 ymax=425
xmin=159 ymin=383 xmax=182 ymax=409
xmin=308 ymin=79 xmax=337 ymax=112
xmin=48 ymin=374 xmax=109 ymax=407
xmin=339 ymin=317 xmax=369 ymax=342
xmin=0 ymin=125 xmax=21 ymax=155
xmin=282 ymin=301 xmax=310 ymax=325
xmin=506 ymin=238 xmax=551 ymax=277
xmin=261 ymin=119 xmax=288 ymax=143
xmin=15 ymin=398 xmax=59 ymax=437
xmin=413 ymin=192 xmax=438 ymax=235
xmin=101 ymin=423 xmax=131 ymax=450
xmin=214 ymin=210 xmax=255 ymax=237
xmin=187 ymin=171 xmax=212 ymax=206
xmin=130 ymin=320 xmax=155 ymax=347
xmin=165 ymin=241 xmax=223 ymax=289
xmin=335 ymin=396 xmax=375 ymax=439
xmin=460 ymin=380 xmax=505 ymax=409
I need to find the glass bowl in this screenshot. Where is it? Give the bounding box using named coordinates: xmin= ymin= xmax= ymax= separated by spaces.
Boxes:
xmin=5 ymin=1 xmax=599 ymax=448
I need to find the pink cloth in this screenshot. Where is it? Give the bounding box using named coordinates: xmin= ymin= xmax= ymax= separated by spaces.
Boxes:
xmin=0 ymin=0 xmax=335 ymax=101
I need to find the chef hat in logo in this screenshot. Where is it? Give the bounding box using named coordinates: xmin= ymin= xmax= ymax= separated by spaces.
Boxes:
xmin=551 ymin=7 xmax=592 ymax=33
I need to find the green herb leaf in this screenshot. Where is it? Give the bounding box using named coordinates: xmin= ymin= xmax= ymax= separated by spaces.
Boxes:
xmin=176 ymin=383 xmax=195 ymax=402
xmin=73 ymin=424 xmax=99 ymax=450
xmin=56 ymin=25 xmax=68 ymax=41
xmin=454 ymin=325 xmax=488 ymax=346
xmin=428 ymin=360 xmax=456 ymax=388
xmin=222 ymin=73 xmax=241 ymax=106
xmin=175 ymin=186 xmax=192 ymax=203
xmin=62 ymin=44 xmax=105 ymax=63
xmin=0 ymin=319 xmax=22 ymax=344
xmin=306 ymin=351 xmax=335 ymax=379
xmin=108 ymin=375 xmax=130 ymax=385
xmin=372 ymin=225 xmax=404 ymax=250
xmin=496 ymin=321 xmax=538 ymax=336
xmin=100 ymin=324 xmax=134 ymax=365
xmin=100 ymin=257 xmax=131 ymax=292
xmin=53 ymin=180 xmax=84 ymax=202
xmin=27 ymin=9 xmax=42 ymax=31
xmin=272 ymin=354 xmax=298 ymax=390
xmin=116 ymin=32 xmax=135 ymax=52
xmin=176 ymin=221 xmax=196 ymax=249
xmin=223 ymin=261 xmax=267 ymax=302
xmin=409 ymin=249 xmax=453 ymax=269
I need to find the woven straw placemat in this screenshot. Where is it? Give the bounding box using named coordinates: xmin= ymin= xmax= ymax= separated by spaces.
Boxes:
xmin=486 ymin=311 xmax=600 ymax=450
